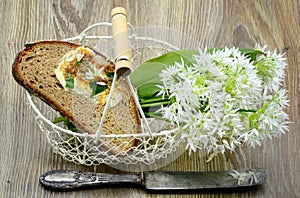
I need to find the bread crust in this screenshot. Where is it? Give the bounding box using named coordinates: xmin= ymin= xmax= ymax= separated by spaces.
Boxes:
xmin=12 ymin=40 xmax=139 ymax=152
xmin=12 ymin=41 xmax=80 ymax=114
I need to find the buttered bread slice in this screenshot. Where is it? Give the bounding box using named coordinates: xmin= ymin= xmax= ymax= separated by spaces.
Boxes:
xmin=12 ymin=40 xmax=140 ymax=151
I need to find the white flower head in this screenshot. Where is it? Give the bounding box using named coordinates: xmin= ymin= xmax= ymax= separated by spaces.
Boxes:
xmin=255 ymin=44 xmax=287 ymax=92
xmin=156 ymin=46 xmax=289 ymax=159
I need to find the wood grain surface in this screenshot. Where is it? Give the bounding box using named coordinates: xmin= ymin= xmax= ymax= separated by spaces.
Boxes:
xmin=1 ymin=0 xmax=299 ymax=197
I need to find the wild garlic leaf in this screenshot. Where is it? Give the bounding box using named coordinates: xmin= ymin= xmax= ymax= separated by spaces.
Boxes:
xmin=52 ymin=116 xmax=78 ymax=132
xmin=130 ymin=50 xmax=199 ymax=101
xmin=238 ymin=48 xmax=264 ymax=61
xmin=65 ymin=77 xmax=74 ymax=89
xmin=130 ymin=50 xmax=198 ymax=88
xmin=90 ymin=82 xmax=108 ymax=96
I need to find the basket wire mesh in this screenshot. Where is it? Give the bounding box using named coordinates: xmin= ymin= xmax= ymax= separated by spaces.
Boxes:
xmin=26 ymin=23 xmax=190 ymax=171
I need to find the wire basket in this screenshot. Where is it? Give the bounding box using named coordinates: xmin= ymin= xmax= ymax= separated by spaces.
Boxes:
xmin=26 ymin=23 xmax=195 ymax=171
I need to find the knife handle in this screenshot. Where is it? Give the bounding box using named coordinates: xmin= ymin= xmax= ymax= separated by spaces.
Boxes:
xmin=39 ymin=170 xmax=141 ymax=190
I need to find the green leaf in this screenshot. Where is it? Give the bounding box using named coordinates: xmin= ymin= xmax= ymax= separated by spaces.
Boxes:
xmin=136 ymin=82 xmax=161 ymax=99
xmin=238 ymin=48 xmax=264 ymax=61
xmin=90 ymin=82 xmax=108 ymax=96
xmin=129 ymin=50 xmax=201 ymax=106
xmin=52 ymin=116 xmax=69 ymax=124
xmin=105 ymin=71 xmax=114 ymax=79
xmin=130 ymin=50 xmax=198 ymax=88
xmin=65 ymin=77 xmax=74 ymax=89
xmin=52 ymin=116 xmax=78 ymax=132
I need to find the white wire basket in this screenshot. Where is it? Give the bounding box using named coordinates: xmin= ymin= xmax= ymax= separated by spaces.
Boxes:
xmin=26 ymin=23 xmax=198 ymax=171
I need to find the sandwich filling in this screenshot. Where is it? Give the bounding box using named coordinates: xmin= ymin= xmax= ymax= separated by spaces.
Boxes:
xmin=55 ymin=46 xmax=119 ymax=105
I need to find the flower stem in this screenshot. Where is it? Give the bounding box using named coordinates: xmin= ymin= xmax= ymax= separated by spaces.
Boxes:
xmin=238 ymin=109 xmax=257 ymax=113
xmin=144 ymin=112 xmax=169 ymax=122
xmin=140 ymin=100 xmax=170 ymax=108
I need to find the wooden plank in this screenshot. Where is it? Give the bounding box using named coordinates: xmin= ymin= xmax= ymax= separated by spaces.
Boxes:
xmin=1 ymin=0 xmax=299 ymax=197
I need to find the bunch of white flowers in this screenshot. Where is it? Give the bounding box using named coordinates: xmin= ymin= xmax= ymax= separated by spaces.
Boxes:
xmin=157 ymin=46 xmax=289 ymax=160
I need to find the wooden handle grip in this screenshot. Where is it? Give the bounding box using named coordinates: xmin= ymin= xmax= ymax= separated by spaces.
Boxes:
xmin=111 ymin=7 xmax=131 ymax=76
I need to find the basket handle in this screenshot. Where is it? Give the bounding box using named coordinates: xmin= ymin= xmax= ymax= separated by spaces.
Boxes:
xmin=111 ymin=7 xmax=132 ymax=76
xmin=109 ymin=7 xmax=153 ymax=137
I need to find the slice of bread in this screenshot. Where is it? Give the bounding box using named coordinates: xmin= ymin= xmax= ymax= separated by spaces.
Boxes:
xmin=12 ymin=40 xmax=140 ymax=152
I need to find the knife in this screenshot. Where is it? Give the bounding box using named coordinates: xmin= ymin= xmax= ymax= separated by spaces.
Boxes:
xmin=39 ymin=168 xmax=267 ymax=191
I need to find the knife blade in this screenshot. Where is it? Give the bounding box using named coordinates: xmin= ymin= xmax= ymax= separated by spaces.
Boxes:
xmin=39 ymin=168 xmax=267 ymax=191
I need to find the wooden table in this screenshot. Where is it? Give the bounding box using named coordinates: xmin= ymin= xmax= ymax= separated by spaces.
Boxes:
xmin=1 ymin=0 xmax=299 ymax=197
